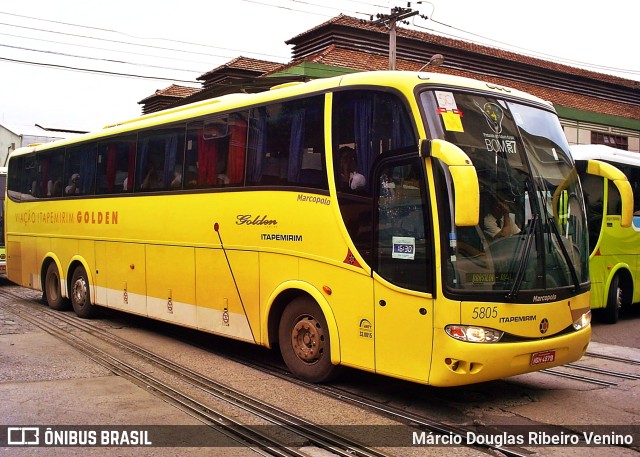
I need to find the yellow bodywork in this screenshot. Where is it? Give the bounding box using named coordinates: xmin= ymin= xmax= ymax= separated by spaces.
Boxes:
xmin=5 ymin=71 xmax=591 ymax=386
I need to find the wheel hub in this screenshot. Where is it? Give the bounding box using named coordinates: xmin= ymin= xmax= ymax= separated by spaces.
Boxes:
xmin=72 ymin=278 xmax=87 ymax=305
xmin=291 ymin=316 xmax=325 ymax=362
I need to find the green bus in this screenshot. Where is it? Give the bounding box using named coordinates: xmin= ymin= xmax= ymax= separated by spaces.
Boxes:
xmin=572 ymin=144 xmax=638 ymax=323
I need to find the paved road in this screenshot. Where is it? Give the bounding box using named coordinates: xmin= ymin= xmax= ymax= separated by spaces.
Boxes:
xmin=591 ymin=305 xmax=640 ymax=349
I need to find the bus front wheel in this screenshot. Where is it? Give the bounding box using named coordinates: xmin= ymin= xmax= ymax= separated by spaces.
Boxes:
xmin=604 ymin=274 xmax=622 ymax=324
xmin=44 ymin=263 xmax=69 ymax=311
xmin=70 ymin=265 xmax=95 ymax=319
xmin=278 ymin=297 xmax=339 ymax=383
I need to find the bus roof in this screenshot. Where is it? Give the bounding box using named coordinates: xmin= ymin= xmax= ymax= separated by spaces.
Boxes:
xmin=10 ymin=70 xmax=552 ymax=158
xmin=571 ymin=144 xmax=640 ymax=167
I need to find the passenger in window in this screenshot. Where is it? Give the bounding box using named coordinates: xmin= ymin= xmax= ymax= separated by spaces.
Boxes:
xmin=185 ymin=170 xmax=198 ymax=188
xmin=483 ymin=195 xmax=521 ymax=240
xmin=141 ymin=163 xmax=162 ymax=190
xmin=65 ymin=174 xmax=80 ymax=195
xmin=48 ymin=179 xmax=63 ymax=197
xmin=339 ymin=146 xmax=366 ymax=191
xmin=171 ymin=167 xmax=183 ymax=189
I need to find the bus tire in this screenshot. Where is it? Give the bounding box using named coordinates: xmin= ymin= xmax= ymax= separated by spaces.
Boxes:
xmin=604 ymin=274 xmax=622 ymax=324
xmin=278 ymin=296 xmax=338 ymax=383
xmin=44 ymin=262 xmax=69 ymax=311
xmin=70 ymin=265 xmax=95 ymax=319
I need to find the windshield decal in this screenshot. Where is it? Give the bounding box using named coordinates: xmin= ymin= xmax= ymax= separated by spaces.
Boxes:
xmin=475 ymin=101 xmax=504 ymax=134
xmin=473 ymin=100 xmax=518 ymax=155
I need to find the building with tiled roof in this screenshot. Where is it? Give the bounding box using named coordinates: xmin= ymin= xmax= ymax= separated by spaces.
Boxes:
xmin=138 ymin=14 xmax=639 ymax=151
xmin=197 ymin=56 xmax=284 ymax=89
xmin=138 ymin=84 xmax=201 ymax=115
xmin=282 ymin=15 xmax=639 ymax=151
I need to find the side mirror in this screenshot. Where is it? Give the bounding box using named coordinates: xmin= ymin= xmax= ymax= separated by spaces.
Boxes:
xmin=421 ymin=139 xmax=479 ymax=226
xmin=585 ymin=159 xmax=633 ymax=228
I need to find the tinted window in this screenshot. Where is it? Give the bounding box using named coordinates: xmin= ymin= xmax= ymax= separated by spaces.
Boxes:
xmin=185 ymin=113 xmax=247 ymax=189
xmin=65 ymin=143 xmax=97 ymax=196
xmin=97 ymin=135 xmax=136 ymax=194
xmin=247 ymin=96 xmax=327 ymax=189
xmin=137 ymin=126 xmax=185 ymax=192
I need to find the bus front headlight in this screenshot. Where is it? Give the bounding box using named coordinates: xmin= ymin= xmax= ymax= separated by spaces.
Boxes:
xmin=572 ymin=310 xmax=591 ymax=331
xmin=445 ymin=325 xmax=504 ymax=343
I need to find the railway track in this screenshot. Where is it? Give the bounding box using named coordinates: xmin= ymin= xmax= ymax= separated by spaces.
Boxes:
xmin=0 ymin=289 xmax=395 ymax=457
xmin=541 ymin=351 xmax=640 ymax=386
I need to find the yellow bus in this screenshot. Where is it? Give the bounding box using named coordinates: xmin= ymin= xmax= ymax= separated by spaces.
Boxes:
xmin=571 ymin=144 xmax=638 ymax=323
xmin=0 ymin=167 xmax=6 ymax=275
xmin=6 ymin=71 xmax=603 ymax=386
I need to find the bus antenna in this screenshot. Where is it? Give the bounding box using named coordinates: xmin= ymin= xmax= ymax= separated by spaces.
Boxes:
xmin=213 ymin=222 xmax=256 ymax=344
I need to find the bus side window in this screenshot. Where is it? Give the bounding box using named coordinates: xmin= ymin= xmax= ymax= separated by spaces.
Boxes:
xmin=185 ymin=117 xmax=227 ymax=188
xmin=64 ymin=142 xmax=97 ymax=196
xmin=47 ymin=151 xmax=65 ymax=197
xmin=619 ymin=164 xmax=640 ymax=228
xmin=97 ymin=136 xmax=136 ymax=194
xmin=332 ymin=90 xmax=417 ymax=192
xmin=247 ymin=97 xmax=326 ymax=189
xmin=137 ymin=126 xmax=185 ymax=192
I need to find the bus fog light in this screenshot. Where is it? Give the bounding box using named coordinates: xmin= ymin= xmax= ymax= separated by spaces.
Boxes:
xmin=445 ymin=325 xmax=503 ymax=343
xmin=572 ymin=310 xmax=591 ymax=330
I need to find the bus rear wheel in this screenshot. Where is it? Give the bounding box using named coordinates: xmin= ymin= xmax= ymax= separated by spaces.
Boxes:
xmin=604 ymin=274 xmax=622 ymax=324
xmin=70 ymin=265 xmax=95 ymax=319
xmin=44 ymin=262 xmax=69 ymax=311
xmin=278 ymin=297 xmax=338 ymax=383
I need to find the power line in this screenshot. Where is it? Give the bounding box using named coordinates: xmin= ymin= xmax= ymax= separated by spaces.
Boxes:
xmin=0 ymin=31 xmax=217 ymax=66
xmin=406 ymin=3 xmax=640 ymax=78
xmin=0 ymin=56 xmax=199 ymax=84
xmin=0 ymin=19 xmax=288 ymax=61
xmin=0 ymin=43 xmax=207 ymax=74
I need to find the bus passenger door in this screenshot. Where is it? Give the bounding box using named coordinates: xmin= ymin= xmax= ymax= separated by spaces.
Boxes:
xmin=373 ymin=157 xmax=434 ymax=383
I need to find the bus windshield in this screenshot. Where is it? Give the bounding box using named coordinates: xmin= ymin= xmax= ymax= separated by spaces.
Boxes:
xmin=421 ymin=90 xmax=589 ymax=299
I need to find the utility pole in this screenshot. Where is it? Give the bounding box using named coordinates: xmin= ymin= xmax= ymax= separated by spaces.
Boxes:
xmin=370 ymin=6 xmax=419 ymax=70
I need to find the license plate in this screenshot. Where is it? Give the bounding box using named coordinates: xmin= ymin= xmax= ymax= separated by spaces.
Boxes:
xmin=531 ymin=350 xmax=556 ymax=366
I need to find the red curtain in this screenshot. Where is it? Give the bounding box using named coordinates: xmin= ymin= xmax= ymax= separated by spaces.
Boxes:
xmin=198 ymin=134 xmax=218 ymax=186
xmin=228 ymin=119 xmax=247 ymax=185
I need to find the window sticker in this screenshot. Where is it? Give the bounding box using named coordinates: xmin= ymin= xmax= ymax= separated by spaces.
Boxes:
xmin=435 ymin=91 xmax=458 ymax=111
xmin=435 ymin=91 xmax=464 ymax=132
xmin=441 ymin=111 xmax=464 ymax=132
xmin=392 ymin=236 xmax=416 ymax=260
xmin=476 ymin=101 xmax=504 ymax=134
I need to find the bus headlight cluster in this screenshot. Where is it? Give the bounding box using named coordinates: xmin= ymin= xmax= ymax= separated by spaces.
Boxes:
xmin=572 ymin=310 xmax=591 ymax=331
xmin=445 ymin=325 xmax=504 ymax=343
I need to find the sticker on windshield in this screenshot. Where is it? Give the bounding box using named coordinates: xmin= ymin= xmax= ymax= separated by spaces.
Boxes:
xmin=475 ymin=101 xmax=504 ymax=134
xmin=392 ymin=236 xmax=415 ymax=260
xmin=435 ymin=91 xmax=458 ymax=111
xmin=435 ymin=91 xmax=464 ymax=132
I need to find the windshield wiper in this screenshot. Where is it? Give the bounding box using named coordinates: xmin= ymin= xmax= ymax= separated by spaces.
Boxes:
xmin=547 ymin=214 xmax=580 ymax=291
xmin=507 ymin=215 xmax=538 ymax=300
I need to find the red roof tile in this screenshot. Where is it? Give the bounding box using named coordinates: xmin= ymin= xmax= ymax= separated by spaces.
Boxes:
xmin=288 ymin=14 xmax=638 ymax=89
